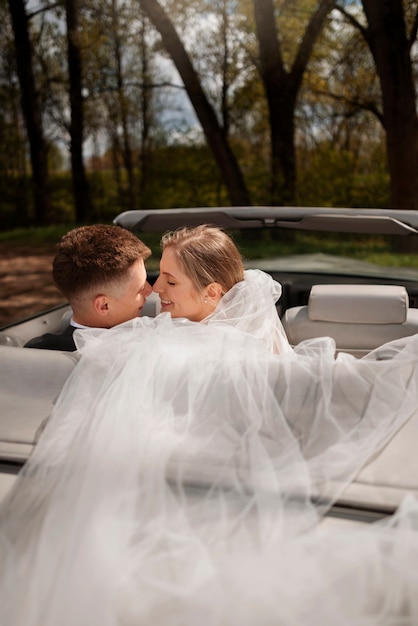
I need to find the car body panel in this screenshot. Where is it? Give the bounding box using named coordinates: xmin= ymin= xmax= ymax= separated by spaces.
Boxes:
xmin=114 ymin=206 xmax=418 ymax=236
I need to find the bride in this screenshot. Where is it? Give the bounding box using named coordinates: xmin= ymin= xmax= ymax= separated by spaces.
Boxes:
xmin=1 ymin=225 xmax=418 ymax=626
xmin=152 ymin=223 xmax=292 ymax=354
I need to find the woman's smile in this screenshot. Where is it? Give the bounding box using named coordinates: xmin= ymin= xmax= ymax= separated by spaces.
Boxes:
xmin=160 ymin=298 xmax=173 ymax=309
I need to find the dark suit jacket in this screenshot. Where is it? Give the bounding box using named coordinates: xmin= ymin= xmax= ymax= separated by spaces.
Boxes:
xmin=24 ymin=325 xmax=77 ymax=351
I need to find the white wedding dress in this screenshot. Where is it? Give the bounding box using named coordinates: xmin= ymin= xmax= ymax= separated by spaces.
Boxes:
xmin=1 ymin=270 xmax=418 ymax=625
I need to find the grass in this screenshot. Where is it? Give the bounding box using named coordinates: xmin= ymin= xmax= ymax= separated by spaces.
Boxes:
xmin=234 ymin=231 xmax=418 ymax=269
xmin=0 ymin=224 xmax=75 ymax=245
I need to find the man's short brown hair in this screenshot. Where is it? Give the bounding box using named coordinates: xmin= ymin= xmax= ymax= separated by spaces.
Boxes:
xmin=53 ymin=224 xmax=151 ymax=300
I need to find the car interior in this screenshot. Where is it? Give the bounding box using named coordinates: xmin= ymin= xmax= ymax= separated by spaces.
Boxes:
xmin=2 ymin=280 xmax=418 ymax=518
xmin=2 ymin=207 xmax=418 ymax=521
xmin=283 ymin=283 xmax=418 ymax=358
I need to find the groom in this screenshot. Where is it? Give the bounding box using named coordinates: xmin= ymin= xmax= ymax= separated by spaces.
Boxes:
xmin=25 ymin=224 xmax=152 ymax=351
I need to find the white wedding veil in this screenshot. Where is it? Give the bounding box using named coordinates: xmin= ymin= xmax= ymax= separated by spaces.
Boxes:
xmin=1 ymin=272 xmax=418 ymax=625
xmin=203 ymin=269 xmax=292 ymax=354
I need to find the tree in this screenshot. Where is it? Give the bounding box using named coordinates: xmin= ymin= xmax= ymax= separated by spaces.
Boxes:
xmin=362 ymin=0 xmax=418 ymax=211
xmin=253 ymin=0 xmax=336 ymax=204
xmin=139 ymin=0 xmax=252 ymax=206
xmin=138 ymin=0 xmax=337 ymax=206
xmin=108 ymin=0 xmax=136 ymax=209
xmin=337 ymin=0 xmax=418 ymax=212
xmin=137 ymin=11 xmax=153 ymax=207
xmin=7 ymin=0 xmax=51 ymax=224
xmin=81 ymin=0 xmax=161 ymax=211
xmin=65 ymin=0 xmax=92 ymax=222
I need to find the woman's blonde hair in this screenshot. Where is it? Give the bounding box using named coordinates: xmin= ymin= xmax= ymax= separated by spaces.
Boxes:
xmin=161 ymin=224 xmax=244 ymax=294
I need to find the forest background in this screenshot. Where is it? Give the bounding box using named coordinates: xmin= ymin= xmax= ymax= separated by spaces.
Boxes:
xmin=2 ymin=0 xmax=418 ymax=327
xmin=2 ymin=0 xmax=418 ymax=230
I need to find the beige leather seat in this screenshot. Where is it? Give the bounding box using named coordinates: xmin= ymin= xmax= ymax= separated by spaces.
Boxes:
xmin=0 ymin=346 xmax=77 ymax=462
xmin=283 ymin=284 xmax=418 ymax=357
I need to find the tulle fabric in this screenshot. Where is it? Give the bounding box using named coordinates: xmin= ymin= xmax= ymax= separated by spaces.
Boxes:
xmin=202 ymin=269 xmax=292 ymax=354
xmin=1 ymin=273 xmax=418 ymax=624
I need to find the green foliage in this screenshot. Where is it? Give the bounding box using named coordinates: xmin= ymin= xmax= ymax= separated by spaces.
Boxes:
xmin=0 ymin=137 xmax=394 ymax=229
xmin=297 ymin=142 xmax=391 ymax=209
xmin=48 ymin=174 xmax=77 ymax=224
xmin=140 ymin=145 xmax=230 ymax=209
xmin=47 ymin=144 xmax=66 ymax=173
xmin=0 ymin=224 xmax=74 ymax=244
xmin=2 ymin=223 xmax=417 ymax=271
xmin=1 ymin=0 xmax=416 ymax=227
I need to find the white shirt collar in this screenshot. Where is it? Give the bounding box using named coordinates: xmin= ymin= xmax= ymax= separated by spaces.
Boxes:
xmin=70 ymin=318 xmax=91 ymax=330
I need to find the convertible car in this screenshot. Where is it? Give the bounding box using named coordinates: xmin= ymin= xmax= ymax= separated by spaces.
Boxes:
xmin=2 ymin=206 xmax=418 ymax=527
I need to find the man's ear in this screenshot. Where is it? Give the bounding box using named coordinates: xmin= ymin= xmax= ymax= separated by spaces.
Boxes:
xmin=93 ymin=294 xmax=109 ymax=316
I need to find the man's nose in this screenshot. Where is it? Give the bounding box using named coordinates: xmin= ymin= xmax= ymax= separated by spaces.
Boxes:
xmin=144 ymin=281 xmax=153 ymax=297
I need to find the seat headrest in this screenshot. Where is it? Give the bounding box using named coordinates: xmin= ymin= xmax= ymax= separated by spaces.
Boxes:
xmin=308 ymin=284 xmax=408 ymax=324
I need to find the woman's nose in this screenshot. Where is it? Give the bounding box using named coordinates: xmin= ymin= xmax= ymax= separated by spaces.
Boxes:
xmin=152 ymin=276 xmax=162 ymax=293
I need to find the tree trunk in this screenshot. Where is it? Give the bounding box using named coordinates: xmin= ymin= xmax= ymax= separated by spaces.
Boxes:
xmin=111 ymin=0 xmax=136 ymax=211
xmin=65 ymin=0 xmax=92 ymax=222
xmin=361 ymin=0 xmax=418 ymax=211
xmin=253 ymin=0 xmax=335 ymax=205
xmin=8 ymin=0 xmax=50 ymax=225
xmin=138 ymin=13 xmax=152 ymax=208
xmin=139 ymin=0 xmax=251 ymax=207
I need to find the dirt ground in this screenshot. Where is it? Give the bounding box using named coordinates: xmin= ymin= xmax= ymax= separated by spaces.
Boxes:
xmin=0 ymin=243 xmax=65 ymax=328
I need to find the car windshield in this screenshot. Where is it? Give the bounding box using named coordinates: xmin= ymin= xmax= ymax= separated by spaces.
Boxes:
xmin=114 ymin=206 xmax=418 ymax=280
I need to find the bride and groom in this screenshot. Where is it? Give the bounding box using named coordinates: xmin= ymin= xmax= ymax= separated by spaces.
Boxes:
xmin=25 ymin=222 xmax=290 ymax=354
xmin=3 ymin=222 xmax=418 ymax=625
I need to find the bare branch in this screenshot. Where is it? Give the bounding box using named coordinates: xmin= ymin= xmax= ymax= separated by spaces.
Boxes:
xmin=314 ymin=87 xmax=384 ymax=126
xmin=27 ymin=2 xmax=61 ymax=21
xmin=334 ymin=3 xmax=369 ymax=42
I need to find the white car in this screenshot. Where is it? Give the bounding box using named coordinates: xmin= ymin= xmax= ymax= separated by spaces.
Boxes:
xmin=2 ymin=206 xmax=418 ymax=526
